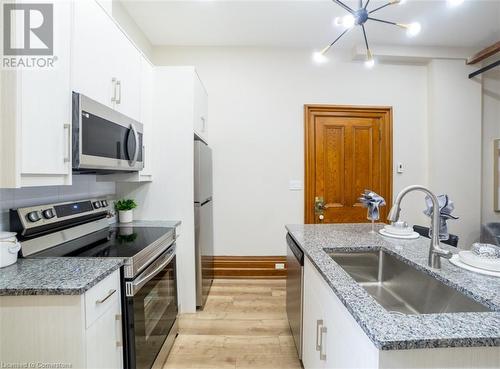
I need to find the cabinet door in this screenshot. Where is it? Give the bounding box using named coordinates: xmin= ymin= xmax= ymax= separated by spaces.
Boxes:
xmin=113 ymin=30 xmax=142 ymax=121
xmin=193 ymin=73 xmax=208 ymax=141
xmin=72 ymin=0 xmax=117 ymax=108
xmin=140 ymin=57 xmax=154 ymax=176
xmin=85 ymin=296 xmax=123 ymax=369
xmin=303 ymin=261 xmax=326 ymax=369
xmin=305 ymin=258 xmax=379 ymax=369
xmin=20 ymin=0 xmax=72 ymax=178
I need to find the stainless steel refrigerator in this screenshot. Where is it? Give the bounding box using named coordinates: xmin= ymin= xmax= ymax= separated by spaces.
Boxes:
xmin=194 ymin=140 xmax=214 ymax=308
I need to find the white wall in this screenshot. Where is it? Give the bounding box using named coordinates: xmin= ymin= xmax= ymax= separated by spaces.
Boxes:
xmin=427 ymin=60 xmax=482 ymax=248
xmin=153 ymin=47 xmax=432 ymax=256
xmin=481 ymin=69 xmax=500 ymax=225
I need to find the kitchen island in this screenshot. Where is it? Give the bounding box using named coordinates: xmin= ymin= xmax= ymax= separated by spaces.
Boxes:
xmin=286 ymin=223 xmax=500 ymax=368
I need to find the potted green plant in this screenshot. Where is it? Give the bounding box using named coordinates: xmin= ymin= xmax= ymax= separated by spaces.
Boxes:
xmin=115 ymin=199 xmax=138 ymax=224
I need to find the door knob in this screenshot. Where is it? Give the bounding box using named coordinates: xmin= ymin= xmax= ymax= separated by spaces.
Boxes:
xmin=315 ymin=196 xmax=326 ymax=214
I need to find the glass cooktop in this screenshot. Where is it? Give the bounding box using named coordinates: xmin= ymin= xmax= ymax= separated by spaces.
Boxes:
xmin=32 ymin=226 xmax=174 ymax=258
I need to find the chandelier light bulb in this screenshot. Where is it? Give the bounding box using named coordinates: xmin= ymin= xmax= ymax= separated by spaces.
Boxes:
xmin=447 ymin=0 xmax=465 ymax=6
xmin=312 ymin=51 xmax=328 ymax=64
xmin=341 ymin=14 xmax=356 ymax=28
xmin=405 ymin=22 xmax=421 ymax=37
xmin=365 ymin=50 xmax=375 ymax=69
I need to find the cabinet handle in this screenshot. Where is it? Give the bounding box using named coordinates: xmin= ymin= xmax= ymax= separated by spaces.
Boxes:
xmin=63 ymin=124 xmax=71 ymax=163
xmin=96 ymin=289 xmax=116 ymax=304
xmin=116 ymin=80 xmax=122 ymax=105
xmin=315 ymin=319 xmax=323 ymax=351
xmin=115 ymin=314 xmax=123 ymax=348
xmin=111 ymin=78 xmax=117 ymax=103
xmin=319 ymin=326 xmax=327 ymax=361
xmin=201 ymin=116 xmax=206 ymax=132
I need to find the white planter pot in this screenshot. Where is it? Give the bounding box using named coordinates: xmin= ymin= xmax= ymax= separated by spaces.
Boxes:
xmin=0 ymin=232 xmax=21 ymax=268
xmin=119 ymin=210 xmax=133 ymax=224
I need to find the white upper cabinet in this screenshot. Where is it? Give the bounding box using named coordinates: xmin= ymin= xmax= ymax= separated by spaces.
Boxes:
xmin=112 ymin=31 xmax=142 ymax=121
xmin=72 ymin=0 xmax=117 ymax=110
xmin=0 ymin=0 xmax=151 ymax=188
xmin=72 ymin=0 xmax=142 ymax=121
xmin=140 ymin=57 xmax=154 ymax=178
xmin=193 ymin=73 xmax=208 ymax=142
xmin=0 ymin=0 xmax=73 ymax=188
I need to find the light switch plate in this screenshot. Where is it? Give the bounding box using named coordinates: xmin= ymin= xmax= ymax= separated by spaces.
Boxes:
xmin=289 ymin=180 xmax=303 ymax=191
xmin=397 ymin=163 xmax=404 ymax=173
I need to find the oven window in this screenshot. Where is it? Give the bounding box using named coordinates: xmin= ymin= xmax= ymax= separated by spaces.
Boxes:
xmin=81 ymin=111 xmax=143 ymax=161
xmin=129 ymin=255 xmax=177 ymax=369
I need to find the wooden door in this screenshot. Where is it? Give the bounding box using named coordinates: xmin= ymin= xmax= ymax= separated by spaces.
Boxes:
xmin=305 ymin=105 xmax=392 ymax=224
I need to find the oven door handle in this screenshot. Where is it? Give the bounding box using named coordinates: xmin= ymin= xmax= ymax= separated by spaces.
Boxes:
xmin=130 ymin=249 xmax=175 ymax=295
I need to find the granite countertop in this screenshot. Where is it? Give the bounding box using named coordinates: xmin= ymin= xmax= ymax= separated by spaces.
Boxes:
xmin=0 ymin=219 xmax=180 ymax=296
xmin=0 ymin=258 xmax=123 ymax=296
xmin=286 ymin=223 xmax=500 ymax=350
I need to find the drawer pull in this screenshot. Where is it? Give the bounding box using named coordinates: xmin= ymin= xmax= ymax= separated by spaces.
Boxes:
xmin=115 ymin=314 xmax=123 ymax=347
xmin=319 ymin=326 xmax=327 ymax=361
xmin=315 ymin=319 xmax=323 ymax=351
xmin=96 ymin=289 xmax=116 ymax=304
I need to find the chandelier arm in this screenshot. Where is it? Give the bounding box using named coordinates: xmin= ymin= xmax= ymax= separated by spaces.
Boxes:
xmin=328 ymin=28 xmax=351 ymax=49
xmin=369 ymin=2 xmax=394 ymax=14
xmin=364 ymin=0 xmax=371 ymax=10
xmin=332 ymin=0 xmax=355 ymax=14
xmin=361 ymin=25 xmax=370 ymax=52
xmin=367 ymin=17 xmax=398 ymax=26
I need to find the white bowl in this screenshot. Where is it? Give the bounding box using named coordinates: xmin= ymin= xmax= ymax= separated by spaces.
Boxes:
xmin=458 ymin=251 xmax=500 ymax=272
xmin=383 ymin=224 xmax=414 ymax=236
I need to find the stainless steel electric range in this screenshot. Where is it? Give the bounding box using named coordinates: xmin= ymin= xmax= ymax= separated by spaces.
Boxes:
xmin=10 ymin=198 xmax=178 ymax=369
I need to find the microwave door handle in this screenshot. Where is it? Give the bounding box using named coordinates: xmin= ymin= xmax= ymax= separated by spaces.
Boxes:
xmin=129 ymin=124 xmax=139 ymax=166
xmin=131 ymin=250 xmax=175 ymax=294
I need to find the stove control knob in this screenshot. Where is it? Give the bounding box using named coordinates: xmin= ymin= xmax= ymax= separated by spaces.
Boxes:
xmin=42 ymin=209 xmax=55 ymax=219
xmin=93 ymin=201 xmax=101 ymax=209
xmin=27 ymin=211 xmax=41 ymax=223
xmin=101 ymin=200 xmax=108 ymax=207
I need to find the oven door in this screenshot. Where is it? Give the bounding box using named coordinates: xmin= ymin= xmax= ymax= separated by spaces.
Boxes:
xmin=124 ymin=245 xmax=178 ymax=369
xmin=73 ymin=92 xmax=144 ymax=172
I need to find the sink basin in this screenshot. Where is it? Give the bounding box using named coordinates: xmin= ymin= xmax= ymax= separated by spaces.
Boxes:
xmin=327 ymin=250 xmax=491 ymax=315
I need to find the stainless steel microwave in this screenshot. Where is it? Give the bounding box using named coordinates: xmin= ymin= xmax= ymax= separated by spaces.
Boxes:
xmin=72 ymin=92 xmax=144 ymax=172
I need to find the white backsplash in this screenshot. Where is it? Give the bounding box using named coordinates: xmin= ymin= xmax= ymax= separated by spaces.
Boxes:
xmin=0 ymin=175 xmax=115 ymax=232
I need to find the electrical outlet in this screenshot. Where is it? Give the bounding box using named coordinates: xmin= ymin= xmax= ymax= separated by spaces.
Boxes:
xmin=275 ymin=263 xmax=285 ymax=270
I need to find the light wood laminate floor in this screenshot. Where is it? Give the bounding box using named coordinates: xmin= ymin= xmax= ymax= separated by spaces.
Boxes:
xmin=163 ymin=279 xmax=302 ymax=369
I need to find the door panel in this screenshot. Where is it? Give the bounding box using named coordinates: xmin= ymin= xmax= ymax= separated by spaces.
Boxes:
xmin=305 ymin=106 xmax=392 ymax=224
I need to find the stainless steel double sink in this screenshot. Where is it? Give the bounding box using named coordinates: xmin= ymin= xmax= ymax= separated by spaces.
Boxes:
xmin=327 ymin=250 xmax=491 ymax=315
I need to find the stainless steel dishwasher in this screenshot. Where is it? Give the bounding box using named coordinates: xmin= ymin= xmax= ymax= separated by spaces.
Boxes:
xmin=286 ymin=233 xmax=304 ymax=359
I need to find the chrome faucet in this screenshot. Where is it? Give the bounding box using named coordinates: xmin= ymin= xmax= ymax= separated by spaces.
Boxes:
xmin=387 ymin=185 xmax=452 ymax=269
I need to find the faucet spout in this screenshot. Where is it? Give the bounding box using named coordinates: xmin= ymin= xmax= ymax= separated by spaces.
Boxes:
xmin=387 ymin=185 xmax=452 ymax=269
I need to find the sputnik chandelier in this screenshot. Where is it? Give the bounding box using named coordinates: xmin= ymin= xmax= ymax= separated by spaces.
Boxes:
xmin=314 ymin=0 xmax=421 ymax=68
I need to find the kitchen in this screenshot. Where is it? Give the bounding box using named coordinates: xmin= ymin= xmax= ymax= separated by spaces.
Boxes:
xmin=0 ymin=0 xmax=499 ymax=369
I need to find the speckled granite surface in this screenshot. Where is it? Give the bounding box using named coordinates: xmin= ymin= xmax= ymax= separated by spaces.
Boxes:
xmin=286 ymin=223 xmax=500 ymax=350
xmin=0 ymin=258 xmax=123 ymax=296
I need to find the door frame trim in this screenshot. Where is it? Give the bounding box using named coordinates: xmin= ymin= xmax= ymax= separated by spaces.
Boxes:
xmin=304 ymin=104 xmax=393 ymax=224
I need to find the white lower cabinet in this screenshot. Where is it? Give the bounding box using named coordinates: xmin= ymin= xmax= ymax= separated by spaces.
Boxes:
xmin=303 ymin=258 xmax=379 ymax=369
xmin=302 ymin=257 xmax=500 ymax=369
xmin=0 ymin=270 xmax=123 ymax=368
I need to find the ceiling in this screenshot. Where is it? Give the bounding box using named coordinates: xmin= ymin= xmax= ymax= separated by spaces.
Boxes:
xmin=121 ymin=0 xmax=500 ymax=50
